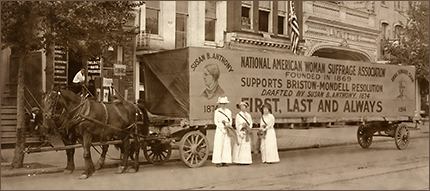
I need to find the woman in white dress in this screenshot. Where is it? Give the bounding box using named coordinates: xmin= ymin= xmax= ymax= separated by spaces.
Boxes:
xmin=212 ymin=96 xmax=232 ymax=167
xmin=233 ymin=102 xmax=253 ymax=165
xmin=259 ymin=104 xmax=280 ymax=164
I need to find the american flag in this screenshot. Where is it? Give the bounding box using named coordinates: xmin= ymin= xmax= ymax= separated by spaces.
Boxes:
xmin=289 ymin=1 xmax=300 ymax=54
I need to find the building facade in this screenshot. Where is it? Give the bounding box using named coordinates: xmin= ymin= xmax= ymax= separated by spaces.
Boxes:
xmin=134 ymin=1 xmax=304 ymax=101
xmin=2 ymin=1 xmax=417 ymax=112
xmin=133 ymin=1 xmax=411 ymax=99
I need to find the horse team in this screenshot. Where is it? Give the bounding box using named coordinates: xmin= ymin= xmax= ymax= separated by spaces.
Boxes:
xmin=43 ymin=87 xmax=149 ymax=179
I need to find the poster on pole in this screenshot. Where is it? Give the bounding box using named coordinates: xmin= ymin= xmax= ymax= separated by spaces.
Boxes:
xmin=114 ymin=63 xmax=126 ymax=76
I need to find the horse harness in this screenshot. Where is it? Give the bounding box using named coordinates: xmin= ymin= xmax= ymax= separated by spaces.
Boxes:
xmin=97 ymin=102 xmax=144 ymax=142
xmin=51 ymin=90 xmax=145 ymax=140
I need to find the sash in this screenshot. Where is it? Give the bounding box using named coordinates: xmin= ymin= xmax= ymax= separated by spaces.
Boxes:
xmin=258 ymin=116 xmax=268 ymax=139
xmin=238 ymin=113 xmax=250 ymax=126
xmin=261 ymin=116 xmax=268 ymax=126
xmin=217 ymin=110 xmax=239 ymax=145
xmin=218 ymin=110 xmax=231 ymax=123
xmin=238 ymin=113 xmax=251 ymax=142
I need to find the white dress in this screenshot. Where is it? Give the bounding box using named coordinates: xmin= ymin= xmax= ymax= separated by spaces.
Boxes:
xmin=212 ymin=108 xmax=232 ymax=164
xmin=260 ymin=113 xmax=280 ymax=163
xmin=233 ymin=111 xmax=253 ymax=164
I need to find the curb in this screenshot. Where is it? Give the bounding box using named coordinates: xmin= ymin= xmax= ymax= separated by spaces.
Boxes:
xmin=2 ymin=133 xmax=428 ymax=178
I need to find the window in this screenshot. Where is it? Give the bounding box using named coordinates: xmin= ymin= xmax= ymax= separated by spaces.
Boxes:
xmin=241 ymin=1 xmax=252 ymax=30
xmin=146 ymin=1 xmax=160 ymax=35
xmin=381 ymin=23 xmax=389 ymax=40
xmin=205 ymin=1 xmax=216 ymax=41
xmin=259 ymin=1 xmax=271 ymax=32
xmin=394 ymin=25 xmax=404 ymax=40
xmin=277 ymin=1 xmax=286 ymax=35
xmin=176 ymin=1 xmax=188 ymax=48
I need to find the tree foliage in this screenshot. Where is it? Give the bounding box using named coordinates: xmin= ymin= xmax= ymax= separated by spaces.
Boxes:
xmin=385 ymin=1 xmax=429 ymax=90
xmin=1 ymin=1 xmax=143 ymax=168
xmin=2 ymin=1 xmax=143 ymax=55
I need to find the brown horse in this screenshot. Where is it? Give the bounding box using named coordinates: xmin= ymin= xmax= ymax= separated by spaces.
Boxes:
xmin=43 ymin=87 xmax=149 ymax=179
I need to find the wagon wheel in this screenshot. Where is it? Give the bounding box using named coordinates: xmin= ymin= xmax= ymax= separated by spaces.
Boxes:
xmin=394 ymin=124 xmax=409 ymax=150
xmin=357 ymin=124 xmax=373 ymax=148
xmin=179 ymin=131 xmax=209 ymax=168
xmin=142 ymin=140 xmax=172 ymax=165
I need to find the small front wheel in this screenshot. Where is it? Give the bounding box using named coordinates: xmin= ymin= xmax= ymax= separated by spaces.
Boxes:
xmin=179 ymin=131 xmax=209 ymax=168
xmin=394 ymin=125 xmax=409 ymax=150
xmin=357 ymin=124 xmax=373 ymax=148
xmin=142 ymin=140 xmax=172 ymax=165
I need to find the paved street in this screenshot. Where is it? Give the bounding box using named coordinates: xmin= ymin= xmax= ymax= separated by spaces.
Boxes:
xmin=1 ymin=137 xmax=428 ymax=190
xmin=1 ymin=123 xmax=428 ymax=178
xmin=1 ymin=124 xmax=428 ymax=190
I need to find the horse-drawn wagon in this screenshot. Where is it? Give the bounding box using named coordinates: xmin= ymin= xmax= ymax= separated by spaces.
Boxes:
xmin=28 ymin=86 xmax=210 ymax=178
xmin=139 ymin=46 xmax=417 ymax=152
xmin=28 ymin=46 xmax=417 ymax=179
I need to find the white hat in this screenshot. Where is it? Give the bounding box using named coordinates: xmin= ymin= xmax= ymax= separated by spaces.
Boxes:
xmin=217 ymin=96 xmax=230 ymax=104
xmin=31 ymin=107 xmax=40 ymax=112
xmin=236 ymin=101 xmax=249 ymax=108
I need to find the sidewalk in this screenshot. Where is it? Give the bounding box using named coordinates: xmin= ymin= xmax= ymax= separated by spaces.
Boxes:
xmin=1 ymin=123 xmax=428 ymax=178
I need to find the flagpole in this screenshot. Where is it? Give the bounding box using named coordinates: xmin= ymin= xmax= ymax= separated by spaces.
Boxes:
xmin=289 ymin=1 xmax=300 ymax=55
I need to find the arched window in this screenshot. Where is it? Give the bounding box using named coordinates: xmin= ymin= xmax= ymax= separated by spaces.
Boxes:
xmin=381 ymin=22 xmax=389 ymax=40
xmin=394 ymin=25 xmax=404 ymax=40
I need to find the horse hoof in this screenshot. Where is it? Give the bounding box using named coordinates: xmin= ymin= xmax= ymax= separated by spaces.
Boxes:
xmin=63 ymin=169 xmax=73 ymax=174
xmin=95 ymin=164 xmax=102 ymax=170
xmin=127 ymin=168 xmax=137 ymax=173
xmin=79 ymin=174 xmax=89 ymax=179
xmin=115 ymin=166 xmax=126 ymax=174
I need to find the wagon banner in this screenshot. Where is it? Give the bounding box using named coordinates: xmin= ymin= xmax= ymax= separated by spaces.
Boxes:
xmin=188 ymin=47 xmax=416 ymax=120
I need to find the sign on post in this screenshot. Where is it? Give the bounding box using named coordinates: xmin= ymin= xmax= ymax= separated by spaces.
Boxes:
xmin=53 ymin=45 xmax=68 ymax=87
xmin=87 ymin=60 xmax=101 ymax=76
xmin=114 ymin=63 xmax=126 ymax=76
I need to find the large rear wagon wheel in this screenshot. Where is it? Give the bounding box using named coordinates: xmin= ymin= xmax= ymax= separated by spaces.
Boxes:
xmin=357 ymin=124 xmax=373 ymax=148
xmin=142 ymin=141 xmax=172 ymax=165
xmin=179 ymin=131 xmax=209 ymax=168
xmin=394 ymin=124 xmax=409 ymax=150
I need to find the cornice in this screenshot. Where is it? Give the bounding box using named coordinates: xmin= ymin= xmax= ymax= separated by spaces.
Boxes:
xmin=306 ymin=16 xmax=380 ymax=36
xmin=227 ymin=32 xmax=292 ymax=50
